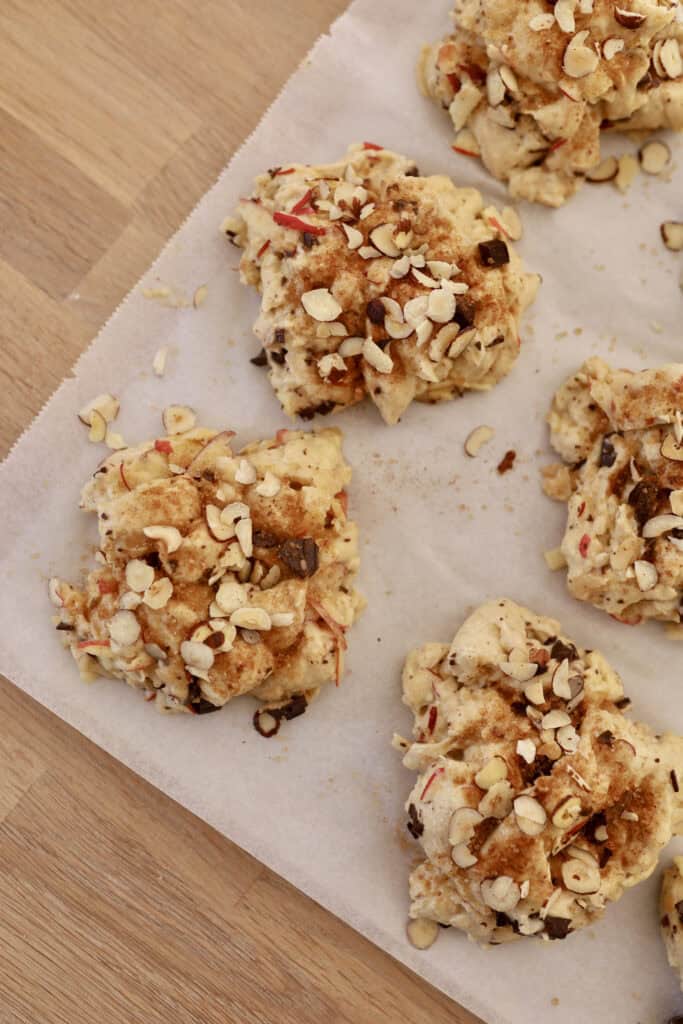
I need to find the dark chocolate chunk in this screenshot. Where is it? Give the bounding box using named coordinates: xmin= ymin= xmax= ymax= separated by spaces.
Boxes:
xmin=279 ymin=694 xmax=308 ymax=721
xmin=675 ymin=900 xmax=683 ymax=923
xmin=274 ymin=328 xmax=286 ymax=345
xmin=407 ymin=802 xmax=424 ymax=839
xmin=615 ymin=697 xmax=631 ymax=710
xmin=497 ymin=450 xmax=516 ymax=475
xmin=672 ymin=769 xmax=680 ymax=793
xmin=279 ymin=538 xmax=319 ymax=578
xmin=302 ymin=232 xmax=319 ymax=249
xmin=550 ymin=638 xmax=578 ymax=662
xmin=597 ymin=730 xmax=615 ymax=748
xmin=270 ymin=348 xmax=287 ymax=365
xmin=478 ymin=239 xmax=510 ymax=268
xmin=452 ymin=296 xmax=476 ymax=329
xmin=55 ymin=622 xmax=75 ymax=631
xmin=145 ymin=551 xmax=162 ymax=570
xmin=545 ymin=916 xmax=571 ymax=940
xmin=298 ymin=400 xmax=336 ymax=420
xmin=599 ymin=436 xmax=617 ymax=468
xmin=250 ymin=349 xmax=268 ymax=367
xmin=598 ymin=847 xmax=613 ymax=869
xmin=628 ymin=477 xmax=659 ymax=529
xmin=367 ymin=298 xmax=386 ymax=324
xmin=205 ymin=631 xmax=225 ymax=649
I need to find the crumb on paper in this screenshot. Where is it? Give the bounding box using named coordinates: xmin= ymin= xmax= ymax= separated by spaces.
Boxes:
xmin=193 ymin=284 xmax=209 ymax=308
xmin=153 ymin=347 xmax=169 ymax=377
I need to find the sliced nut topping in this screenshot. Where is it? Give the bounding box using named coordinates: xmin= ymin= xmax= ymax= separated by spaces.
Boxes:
xmin=162 ymin=405 xmax=196 ymax=434
xmin=487 ymin=67 xmax=506 ymax=106
xmin=499 ymin=67 xmax=518 ymax=96
xmin=659 ymin=37 xmax=683 ymax=78
xmin=554 ymin=0 xmax=576 ymax=34
xmin=614 ymin=6 xmax=646 ymax=28
xmin=339 ymin=337 xmax=366 ymax=358
xmin=634 ymin=559 xmax=658 ymax=591
xmin=88 ymin=410 xmax=107 ymax=444
xmin=481 ymin=876 xmax=521 ymax=914
xmin=386 ymin=317 xmax=414 ymax=340
xmin=615 ymin=153 xmax=639 ymax=194
xmin=143 ymin=577 xmax=173 ymax=610
xmin=215 ymin=580 xmax=247 ymax=615
xmin=516 ymin=739 xmax=537 ymax=764
xmin=342 ymin=224 xmax=363 ymax=250
xmin=602 ymin=37 xmax=625 ymax=61
xmin=556 ymin=724 xmax=580 ymax=753
xmin=429 ymin=323 xmax=459 ymax=362
xmin=453 ymin=127 xmax=481 ymax=156
xmin=125 ymin=559 xmax=155 ymax=593
xmin=143 ymin=525 xmax=182 ymax=553
xmin=119 ymin=591 xmax=142 ymax=610
xmin=524 ymin=679 xmax=545 ymax=705
xmin=642 ymin=513 xmax=683 ymax=538
xmin=552 ymin=796 xmax=582 ymax=830
xmin=452 ymin=843 xmax=478 ymax=868
xmin=271 ymin=611 xmax=295 ymax=627
xmin=544 ymin=547 xmax=568 ymax=571
xmin=661 ymin=222 xmax=683 ymax=253
xmin=448 ymin=806 xmax=483 ymax=846
xmin=108 ymin=610 xmax=141 ymax=647
xmin=448 ymin=327 xmax=476 ymax=360
xmin=427 ymin=287 xmax=456 ymax=324
xmin=105 ymin=430 xmax=126 ymax=451
xmin=153 ymin=346 xmax=168 ymax=377
xmin=180 ymin=639 xmax=215 ymax=672
xmin=359 ymin=245 xmax=381 ymax=260
xmin=475 ymin=756 xmax=508 ymax=790
xmin=561 ymin=856 xmax=600 ymax=894
xmin=513 ymin=795 xmax=547 ymax=836
xmin=670 ymin=489 xmax=683 ymax=516
xmin=255 ymin=471 xmax=281 ymax=498
xmin=412 ymin=268 xmax=440 ymax=290
xmin=586 ymin=156 xmax=619 ymax=183
xmin=144 ymin=642 xmax=166 ymax=661
xmin=404 ymin=295 xmax=430 ymax=326
xmin=465 ymin=425 xmax=495 ymax=458
xmin=369 ymin=224 xmax=401 ymax=257
xmin=235 ymin=459 xmax=257 ymax=485
xmin=594 ymin=825 xmax=608 ymax=842
xmin=362 ymin=339 xmax=393 ymax=374
xmin=427 ymin=260 xmax=455 ymax=280
xmin=479 ymin=780 xmax=514 ymax=819
xmin=563 ymin=31 xmax=600 ymax=78
xmin=301 ymin=288 xmax=343 ymax=322
xmin=221 ymin=501 xmax=250 ymax=524
xmin=391 ymin=254 xmax=411 ymax=279
xmin=407 ymin=917 xmax=440 ymax=950
xmin=552 ymin=659 xmax=571 ymax=699
xmin=529 ymin=12 xmax=556 ymax=30
xmin=191 ymin=624 xmax=213 ymax=644
xmin=235 ymin=517 xmax=253 ymax=557
xmin=48 ymin=577 xmax=64 ymax=607
xmin=542 ymin=709 xmax=572 ymax=730
xmin=230 ymin=607 xmax=271 ymax=631
xmin=500 ymin=660 xmax=538 ymax=683
xmin=359 ymin=203 xmax=375 ymax=221
xmin=78 ymin=393 xmax=120 ymax=427
xmin=639 ymin=140 xmax=671 ymax=175
xmin=205 ymin=504 xmax=235 ymax=542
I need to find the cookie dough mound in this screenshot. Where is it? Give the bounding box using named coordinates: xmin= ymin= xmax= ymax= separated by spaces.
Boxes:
xmin=396 ymin=599 xmax=683 ymax=945
xmin=224 ymin=144 xmax=539 ymax=424
xmin=49 ymin=424 xmax=363 ymax=722
xmin=544 ymin=358 xmax=683 ymax=625
xmin=419 ymin=0 xmax=683 ymax=206
xmin=661 ymin=857 xmax=683 ymax=990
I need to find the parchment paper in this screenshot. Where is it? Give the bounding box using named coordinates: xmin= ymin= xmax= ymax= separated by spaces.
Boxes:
xmin=1 ymin=2 xmax=682 ymax=1021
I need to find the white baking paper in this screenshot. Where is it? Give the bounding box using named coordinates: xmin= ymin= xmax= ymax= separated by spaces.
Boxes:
xmin=1 ymin=2 xmax=682 ymax=1021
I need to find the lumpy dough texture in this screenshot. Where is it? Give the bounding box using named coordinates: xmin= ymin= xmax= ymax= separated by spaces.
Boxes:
xmin=49 ymin=426 xmax=363 ymax=721
xmin=419 ymin=0 xmax=683 ymax=206
xmin=661 ymin=856 xmax=683 ymax=990
xmin=396 ymin=599 xmax=683 ymax=944
xmin=544 ymin=357 xmax=683 ymax=625
xmin=224 ymin=144 xmax=538 ymax=424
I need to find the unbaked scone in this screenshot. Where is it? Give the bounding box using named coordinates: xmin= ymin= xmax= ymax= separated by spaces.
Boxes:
xmin=543 ymin=357 xmax=683 ymax=625
xmin=419 ymin=0 xmax=683 ymax=206
xmin=396 ymin=599 xmax=683 ymax=945
xmin=49 ymin=418 xmax=363 ymax=732
xmin=662 ymin=857 xmax=683 ymax=990
xmin=223 ymin=143 xmax=539 ymax=424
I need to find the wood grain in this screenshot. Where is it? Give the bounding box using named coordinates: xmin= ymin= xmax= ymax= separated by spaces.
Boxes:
xmin=0 ymin=3 xmax=481 ymax=1021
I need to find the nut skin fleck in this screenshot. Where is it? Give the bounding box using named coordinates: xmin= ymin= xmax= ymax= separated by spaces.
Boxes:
xmin=278 ymin=538 xmax=320 ymax=578
xmin=497 ymin=450 xmax=516 ymax=475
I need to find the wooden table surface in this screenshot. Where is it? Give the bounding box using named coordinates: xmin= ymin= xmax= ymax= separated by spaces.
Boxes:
xmin=0 ymin=2 xmax=480 ymax=1022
